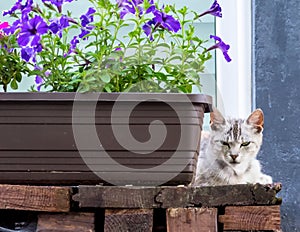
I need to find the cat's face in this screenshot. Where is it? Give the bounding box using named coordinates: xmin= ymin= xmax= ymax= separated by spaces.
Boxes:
xmin=209 ymin=108 xmax=264 ymax=167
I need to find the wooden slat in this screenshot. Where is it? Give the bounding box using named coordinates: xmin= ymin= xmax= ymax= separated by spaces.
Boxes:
xmin=0 ymin=171 xmax=193 ymax=186
xmin=0 ymin=150 xmax=196 ymax=158
xmin=0 ymin=124 xmax=199 ymax=150
xmin=0 ymin=116 xmax=201 ymax=124
xmin=219 ymin=205 xmax=281 ymax=231
xmin=0 ymin=109 xmax=201 ymax=123
xmin=0 ymin=163 xmax=195 ymax=172
xmin=0 ymin=172 xmax=100 ymax=185
xmin=166 ymin=208 xmax=217 ymax=232
xmin=77 ymin=187 xmax=158 ymax=209
xmin=37 ymin=212 xmax=94 ymax=232
xmin=104 ymin=209 xmax=153 ymax=232
xmin=190 ymin=183 xmax=282 ymax=207
xmin=0 ymin=151 xmax=196 ymax=176
xmin=0 ymin=101 xmax=204 ymax=115
xmin=0 ymin=157 xmax=196 ymax=165
xmin=73 ymin=184 xmax=282 ymax=208
xmin=0 ymin=184 xmax=70 ymax=212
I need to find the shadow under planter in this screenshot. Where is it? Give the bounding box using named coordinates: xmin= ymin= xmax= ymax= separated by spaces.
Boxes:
xmin=0 ymin=92 xmax=212 ymax=186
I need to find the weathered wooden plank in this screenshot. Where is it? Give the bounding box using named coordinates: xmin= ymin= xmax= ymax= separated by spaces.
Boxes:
xmin=0 ymin=184 xmax=70 ymax=212
xmin=190 ymin=183 xmax=282 ymax=207
xmin=74 ymin=186 xmax=159 ymax=208
xmin=166 ymin=208 xmax=218 ymax=232
xmin=36 ymin=212 xmax=94 ymax=232
xmin=104 ymin=209 xmax=153 ymax=232
xmin=73 ymin=183 xmax=282 ymax=208
xmin=219 ymin=205 xmax=281 ymax=231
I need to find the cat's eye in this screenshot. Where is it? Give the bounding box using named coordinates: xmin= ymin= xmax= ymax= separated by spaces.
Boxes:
xmin=241 ymin=141 xmax=251 ymax=147
xmin=221 ymin=141 xmax=230 ymax=147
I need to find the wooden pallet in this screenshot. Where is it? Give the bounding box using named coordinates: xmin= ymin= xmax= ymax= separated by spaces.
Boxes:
xmin=0 ymin=183 xmax=282 ymax=232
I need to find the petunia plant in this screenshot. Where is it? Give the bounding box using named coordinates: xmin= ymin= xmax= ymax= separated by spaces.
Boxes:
xmin=1 ymin=0 xmax=231 ymax=93
xmin=0 ymin=21 xmax=29 ymax=91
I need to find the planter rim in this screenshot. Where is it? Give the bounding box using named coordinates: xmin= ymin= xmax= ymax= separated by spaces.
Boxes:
xmin=0 ymin=92 xmax=212 ymax=103
xmin=0 ymin=92 xmax=212 ymax=112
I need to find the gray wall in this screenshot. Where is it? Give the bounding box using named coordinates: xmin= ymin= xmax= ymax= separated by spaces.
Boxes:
xmin=253 ymin=0 xmax=300 ymax=231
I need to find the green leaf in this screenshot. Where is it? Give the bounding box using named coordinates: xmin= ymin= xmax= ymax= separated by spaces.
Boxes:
xmin=156 ymin=43 xmax=171 ymax=49
xmin=178 ymin=6 xmax=188 ymax=15
xmin=100 ymin=71 xmax=111 ymax=83
xmin=104 ymin=85 xmax=112 ymax=92
xmin=10 ymin=79 xmax=18 ymax=90
xmin=167 ymin=55 xmax=182 ymax=62
xmin=16 ymin=73 xmax=22 ymax=82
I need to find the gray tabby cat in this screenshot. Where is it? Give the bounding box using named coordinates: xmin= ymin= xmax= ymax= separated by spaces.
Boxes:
xmin=194 ymin=108 xmax=272 ymax=186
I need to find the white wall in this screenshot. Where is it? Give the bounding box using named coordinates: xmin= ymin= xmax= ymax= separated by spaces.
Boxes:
xmin=216 ymin=0 xmax=252 ymax=118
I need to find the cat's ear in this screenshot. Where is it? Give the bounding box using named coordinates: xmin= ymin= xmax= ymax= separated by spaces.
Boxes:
xmin=210 ymin=107 xmax=226 ymax=130
xmin=246 ymin=108 xmax=264 ymax=133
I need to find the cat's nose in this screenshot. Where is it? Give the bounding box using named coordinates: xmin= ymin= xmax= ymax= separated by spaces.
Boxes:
xmin=230 ymin=154 xmax=238 ymax=161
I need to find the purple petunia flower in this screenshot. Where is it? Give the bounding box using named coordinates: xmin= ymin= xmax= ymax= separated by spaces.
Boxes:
xmin=70 ymin=36 xmax=79 ymax=50
xmin=35 ymin=75 xmax=44 ymax=91
xmin=65 ymin=35 xmax=79 ymax=56
xmin=42 ymin=0 xmax=74 ymax=8
xmin=21 ymin=6 xmax=32 ymax=22
xmin=78 ymin=29 xmax=90 ymax=39
xmin=207 ymin=35 xmax=231 ymax=62
xmin=197 ymin=0 xmax=222 ymax=18
xmin=118 ymin=0 xmax=136 ymax=19
xmin=21 ymin=43 xmax=42 ymax=62
xmin=77 ymin=7 xmax=96 ymax=40
xmin=80 ymin=7 xmax=96 ymax=27
xmin=117 ymin=0 xmax=155 ymax=19
xmin=153 ymin=10 xmax=181 ymax=32
xmin=142 ymin=20 xmax=155 ymax=40
xmin=49 ymin=15 xmax=70 ymax=37
xmin=3 ymin=0 xmax=22 ymax=16
xmin=21 ymin=46 xmax=36 ymax=62
xmin=35 ymin=69 xmax=51 ymax=91
xmin=2 ymin=19 xmax=21 ymax=35
xmin=17 ymin=15 xmax=48 ymax=47
xmin=115 ymin=46 xmax=122 ymax=51
xmin=143 ymin=9 xmax=181 ymax=40
xmin=42 ymin=0 xmax=74 ymax=13
xmin=3 ymin=0 xmax=33 ymax=16
xmin=2 ymin=0 xmax=33 ymax=35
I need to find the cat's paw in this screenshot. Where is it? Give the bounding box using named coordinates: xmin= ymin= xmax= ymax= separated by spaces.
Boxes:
xmin=258 ymin=174 xmax=273 ymax=184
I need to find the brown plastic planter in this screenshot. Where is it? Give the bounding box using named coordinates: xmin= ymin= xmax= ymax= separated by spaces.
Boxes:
xmin=0 ymin=92 xmax=212 ymax=186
